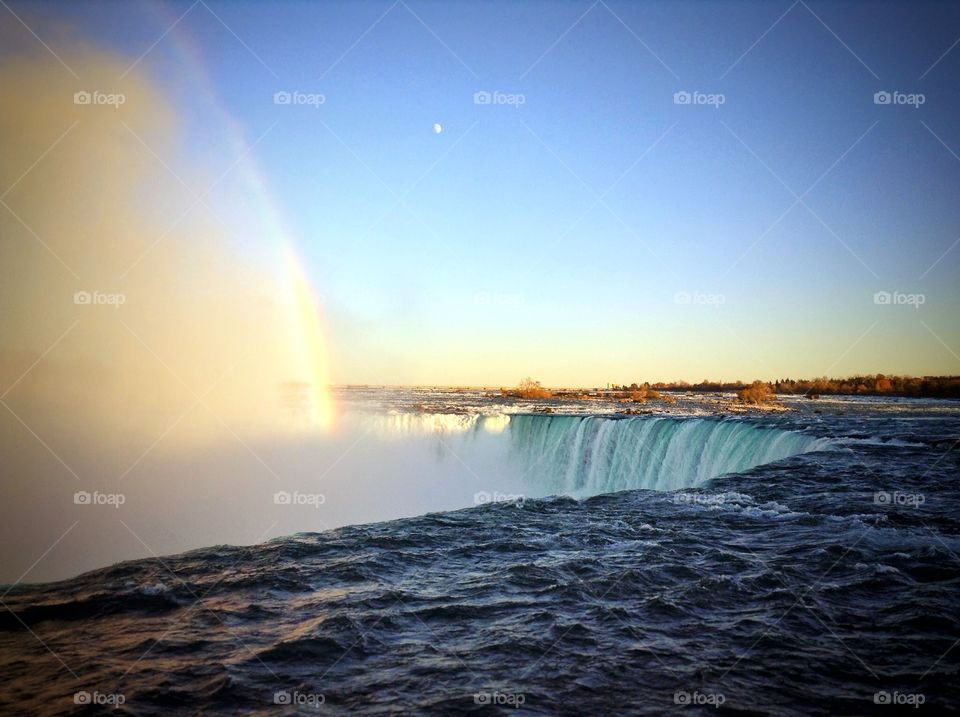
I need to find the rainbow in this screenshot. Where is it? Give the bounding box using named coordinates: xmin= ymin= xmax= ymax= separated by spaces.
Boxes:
xmin=147 ymin=3 xmax=336 ymax=429
xmin=284 ymin=247 xmax=335 ymax=429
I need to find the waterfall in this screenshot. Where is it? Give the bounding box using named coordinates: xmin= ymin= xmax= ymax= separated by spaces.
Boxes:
xmin=508 ymin=414 xmax=827 ymax=496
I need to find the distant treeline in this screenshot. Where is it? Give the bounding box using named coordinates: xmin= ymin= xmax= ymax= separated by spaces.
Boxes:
xmin=611 ymin=375 xmax=960 ymax=399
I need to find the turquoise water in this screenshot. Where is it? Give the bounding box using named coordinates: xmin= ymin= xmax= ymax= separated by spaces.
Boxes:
xmin=508 ymin=414 xmax=828 ymax=496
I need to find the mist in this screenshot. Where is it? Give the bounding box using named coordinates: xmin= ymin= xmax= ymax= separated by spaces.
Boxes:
xmin=0 ymin=38 xmax=343 ymax=582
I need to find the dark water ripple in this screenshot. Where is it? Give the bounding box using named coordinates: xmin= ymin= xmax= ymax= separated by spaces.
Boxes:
xmin=1 ymin=408 xmax=959 ymax=715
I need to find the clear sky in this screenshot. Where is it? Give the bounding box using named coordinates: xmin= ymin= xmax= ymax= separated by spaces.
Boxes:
xmin=4 ymin=0 xmax=960 ymax=386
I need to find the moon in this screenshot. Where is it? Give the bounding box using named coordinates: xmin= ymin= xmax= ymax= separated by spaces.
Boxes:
xmin=433 ymin=123 xmax=442 ymax=134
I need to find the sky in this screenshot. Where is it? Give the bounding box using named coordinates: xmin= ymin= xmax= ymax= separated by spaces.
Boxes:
xmin=3 ymin=0 xmax=960 ymax=387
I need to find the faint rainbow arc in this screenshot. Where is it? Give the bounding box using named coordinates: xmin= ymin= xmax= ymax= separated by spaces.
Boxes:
xmin=151 ymin=8 xmax=336 ymax=429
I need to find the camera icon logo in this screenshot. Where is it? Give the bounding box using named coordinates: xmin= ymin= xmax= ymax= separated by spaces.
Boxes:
xmin=273 ymin=491 xmax=292 ymax=505
xmin=74 ymin=691 xmax=91 ymax=704
xmin=673 ymin=91 xmax=691 ymax=105
xmin=473 ymin=491 xmax=491 ymax=505
xmin=473 ymin=90 xmax=491 ymax=105
xmin=674 ymin=690 xmax=691 ymax=705
xmin=873 ymin=291 xmax=891 ymax=305
xmin=74 ymin=290 xmax=92 ymax=305
xmin=273 ymin=91 xmax=291 ymax=105
xmin=73 ymin=91 xmax=91 ymax=105
xmin=74 ymin=491 xmax=92 ymax=505
xmin=273 ymin=691 xmax=291 ymax=705
xmin=873 ymin=91 xmax=891 ymax=105
xmin=873 ymin=491 xmax=891 ymax=505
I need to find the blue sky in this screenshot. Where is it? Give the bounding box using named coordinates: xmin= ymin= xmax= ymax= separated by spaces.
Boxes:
xmin=9 ymin=0 xmax=960 ymax=385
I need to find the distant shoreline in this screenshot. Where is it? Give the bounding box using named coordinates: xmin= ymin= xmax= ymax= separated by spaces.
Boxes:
xmin=333 ymin=375 xmax=960 ymax=400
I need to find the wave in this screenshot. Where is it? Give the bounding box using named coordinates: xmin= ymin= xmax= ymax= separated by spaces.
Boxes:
xmin=831 ymin=436 xmax=927 ymax=448
xmin=0 ymin=588 xmax=180 ymax=629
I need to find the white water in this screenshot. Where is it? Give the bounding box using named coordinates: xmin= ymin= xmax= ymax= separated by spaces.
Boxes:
xmin=356 ymin=412 xmax=511 ymax=437
xmin=505 ymin=414 xmax=828 ymax=497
